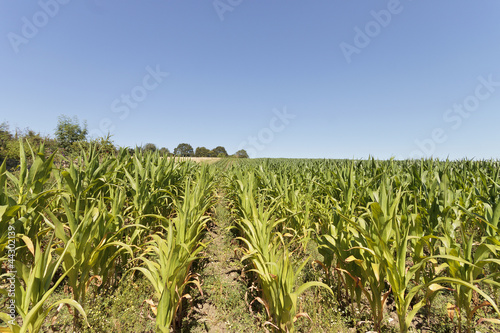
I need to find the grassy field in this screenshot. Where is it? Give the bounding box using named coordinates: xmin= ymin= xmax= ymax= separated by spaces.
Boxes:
xmin=1 ymin=145 xmax=500 ymax=332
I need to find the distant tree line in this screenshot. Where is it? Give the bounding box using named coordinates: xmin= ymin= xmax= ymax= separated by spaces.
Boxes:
xmin=140 ymin=142 xmax=248 ymax=158
xmin=0 ymin=115 xmax=248 ymax=166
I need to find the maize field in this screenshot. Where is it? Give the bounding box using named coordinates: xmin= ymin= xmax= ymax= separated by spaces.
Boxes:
xmin=1 ymin=143 xmax=500 ymax=332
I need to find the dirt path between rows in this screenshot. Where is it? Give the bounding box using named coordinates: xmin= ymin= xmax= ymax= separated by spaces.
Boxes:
xmin=182 ymin=194 xmax=263 ymax=332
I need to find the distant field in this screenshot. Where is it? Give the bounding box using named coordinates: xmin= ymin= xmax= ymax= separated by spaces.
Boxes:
xmin=169 ymin=156 xmax=221 ymax=163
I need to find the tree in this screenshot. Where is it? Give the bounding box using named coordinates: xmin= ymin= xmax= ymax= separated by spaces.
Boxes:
xmin=212 ymin=146 xmax=228 ymax=157
xmin=55 ymin=115 xmax=88 ymax=150
xmin=0 ymin=122 xmax=12 ymax=149
xmin=195 ymin=147 xmax=210 ymax=157
xmin=143 ymin=143 xmax=157 ymax=153
xmin=159 ymin=147 xmax=170 ymax=156
xmin=235 ymin=149 xmax=249 ymax=158
xmin=0 ymin=122 xmax=12 ymax=160
xmin=173 ymin=143 xmax=194 ymax=157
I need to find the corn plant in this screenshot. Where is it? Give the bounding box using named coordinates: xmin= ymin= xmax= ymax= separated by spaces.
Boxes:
xmin=0 ymin=232 xmax=86 ymax=333
xmin=129 ymin=168 xmax=213 ymax=332
xmin=230 ymin=171 xmax=332 ymax=332
xmin=435 ymin=218 xmax=500 ymax=333
xmin=0 ymin=159 xmax=15 ymax=255
xmin=2 ymin=143 xmax=59 ymax=254
xmin=243 ymin=240 xmax=332 ymax=332
xmin=317 ymin=206 xmax=363 ymax=316
xmin=130 ymin=228 xmax=203 ymax=332
xmin=43 ymin=198 xmax=133 ymax=325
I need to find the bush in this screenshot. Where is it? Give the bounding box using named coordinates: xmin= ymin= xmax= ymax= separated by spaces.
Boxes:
xmin=0 ymin=123 xmax=58 ymax=166
xmin=55 ymin=115 xmax=88 ymax=151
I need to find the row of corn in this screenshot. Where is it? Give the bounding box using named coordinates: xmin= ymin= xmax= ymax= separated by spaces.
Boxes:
xmin=224 ymin=158 xmax=500 ymax=333
xmin=0 ymin=142 xmax=214 ymax=332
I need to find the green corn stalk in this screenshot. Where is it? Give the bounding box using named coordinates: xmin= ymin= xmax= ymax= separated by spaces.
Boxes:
xmin=231 ymin=171 xmax=332 ymax=332
xmin=436 ymin=220 xmax=500 ymax=333
xmin=243 ymin=242 xmax=332 ymax=332
xmin=2 ymin=142 xmax=59 ymax=249
xmin=335 ymin=178 xmax=436 ymax=333
xmin=130 ymin=227 xmax=203 ymax=332
xmin=129 ymin=168 xmax=213 ymax=332
xmin=317 ymin=209 xmax=363 ymax=316
xmin=173 ymin=166 xmax=214 ymax=249
xmin=0 ymin=231 xmax=86 ymax=333
xmin=43 ymin=198 xmax=133 ymax=321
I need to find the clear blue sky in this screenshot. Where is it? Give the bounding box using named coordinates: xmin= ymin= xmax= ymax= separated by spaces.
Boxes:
xmin=1 ymin=1 xmax=499 ymax=159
